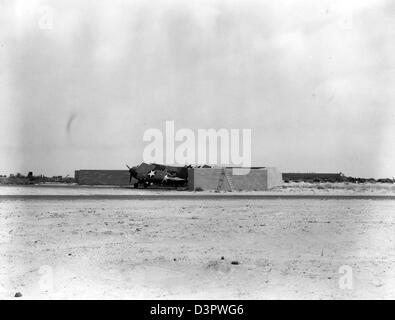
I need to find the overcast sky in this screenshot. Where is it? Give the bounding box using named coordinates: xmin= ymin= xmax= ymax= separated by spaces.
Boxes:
xmin=1 ymin=0 xmax=394 ymax=177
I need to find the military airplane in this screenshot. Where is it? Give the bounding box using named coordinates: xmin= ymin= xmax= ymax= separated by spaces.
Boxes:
xmin=126 ymin=162 xmax=189 ymax=188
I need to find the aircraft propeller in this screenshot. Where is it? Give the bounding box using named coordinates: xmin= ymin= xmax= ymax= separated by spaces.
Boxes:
xmin=126 ymin=164 xmax=137 ymax=184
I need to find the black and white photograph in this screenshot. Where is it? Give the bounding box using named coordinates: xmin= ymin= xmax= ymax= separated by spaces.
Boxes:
xmin=0 ymin=0 xmax=394 ymax=303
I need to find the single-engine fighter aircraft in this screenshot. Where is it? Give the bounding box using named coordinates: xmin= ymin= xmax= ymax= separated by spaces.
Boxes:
xmin=126 ymin=162 xmax=188 ymax=188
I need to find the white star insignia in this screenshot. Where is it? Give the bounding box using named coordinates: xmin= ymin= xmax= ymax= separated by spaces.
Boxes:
xmin=163 ymin=174 xmax=169 ymax=181
xmin=148 ymin=170 xmax=156 ymax=178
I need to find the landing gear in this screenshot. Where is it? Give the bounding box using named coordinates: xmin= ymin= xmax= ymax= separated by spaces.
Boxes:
xmin=133 ymin=182 xmax=139 ymax=189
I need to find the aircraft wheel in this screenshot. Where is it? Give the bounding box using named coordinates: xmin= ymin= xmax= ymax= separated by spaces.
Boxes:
xmin=133 ymin=183 xmax=139 ymax=189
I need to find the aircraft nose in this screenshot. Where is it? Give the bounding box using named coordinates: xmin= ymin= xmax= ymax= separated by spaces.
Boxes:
xmin=130 ymin=167 xmax=138 ymax=177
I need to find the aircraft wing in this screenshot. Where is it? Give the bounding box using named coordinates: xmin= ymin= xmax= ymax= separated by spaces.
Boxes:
xmin=136 ymin=162 xmax=155 ymax=175
xmin=166 ymin=176 xmax=185 ymax=181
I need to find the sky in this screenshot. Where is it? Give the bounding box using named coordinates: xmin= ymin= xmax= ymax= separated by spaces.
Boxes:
xmin=0 ymin=0 xmax=394 ymax=178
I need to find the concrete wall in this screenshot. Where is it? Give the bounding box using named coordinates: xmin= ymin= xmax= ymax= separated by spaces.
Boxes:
xmin=75 ymin=170 xmax=135 ymax=186
xmin=75 ymin=167 xmax=282 ymax=189
xmin=188 ymin=168 xmax=232 ymax=191
xmin=188 ymin=167 xmax=282 ymax=191
xmin=267 ymin=167 xmax=284 ymax=189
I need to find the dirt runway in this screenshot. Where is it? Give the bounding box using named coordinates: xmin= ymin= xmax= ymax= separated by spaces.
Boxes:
xmin=1 ymin=195 xmax=394 ymax=299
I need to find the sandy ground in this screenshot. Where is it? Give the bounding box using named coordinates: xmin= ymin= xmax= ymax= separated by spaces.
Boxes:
xmin=0 ymin=181 xmax=395 ymax=196
xmin=0 ymin=185 xmax=395 ymax=299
